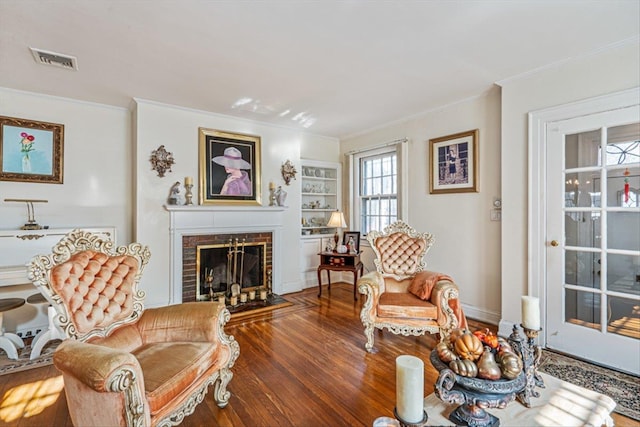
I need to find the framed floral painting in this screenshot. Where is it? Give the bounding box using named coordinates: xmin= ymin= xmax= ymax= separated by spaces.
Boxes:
xmin=0 ymin=116 xmax=64 ymax=183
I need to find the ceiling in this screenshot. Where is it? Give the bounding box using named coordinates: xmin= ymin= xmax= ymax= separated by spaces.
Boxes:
xmin=1 ymin=1 xmax=638 ymax=139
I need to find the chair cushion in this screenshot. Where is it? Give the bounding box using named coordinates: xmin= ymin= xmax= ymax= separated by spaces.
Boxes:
xmin=133 ymin=341 xmax=218 ymax=415
xmin=376 ymin=232 xmax=426 ymax=277
xmin=50 ymin=250 xmax=138 ymax=334
xmin=377 ymin=292 xmax=438 ymax=319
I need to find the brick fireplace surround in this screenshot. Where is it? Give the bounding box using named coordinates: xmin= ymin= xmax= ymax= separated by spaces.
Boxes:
xmin=166 ymin=205 xmax=285 ymax=305
xmin=181 ymin=231 xmax=272 ymax=302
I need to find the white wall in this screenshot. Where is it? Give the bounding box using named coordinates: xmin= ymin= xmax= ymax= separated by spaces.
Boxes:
xmin=340 ymin=87 xmax=503 ymax=324
xmin=0 ymin=88 xmax=132 ymax=334
xmin=499 ymin=40 xmax=640 ymax=330
xmin=134 ymin=100 xmax=339 ymax=307
xmin=0 ymin=88 xmax=132 ymax=243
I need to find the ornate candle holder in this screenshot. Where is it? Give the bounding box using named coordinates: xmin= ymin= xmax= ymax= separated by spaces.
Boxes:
xmin=507 ymin=324 xmax=545 ymax=407
xmin=268 ymin=187 xmax=277 ymax=206
xmin=184 ymin=183 xmax=194 ymax=205
xmin=393 ymin=408 xmax=428 ymax=427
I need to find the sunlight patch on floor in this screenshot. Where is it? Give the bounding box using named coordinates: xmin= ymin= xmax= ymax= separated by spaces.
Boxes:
xmin=534 ymin=382 xmax=615 ymax=426
xmin=0 ymin=375 xmax=64 ymax=422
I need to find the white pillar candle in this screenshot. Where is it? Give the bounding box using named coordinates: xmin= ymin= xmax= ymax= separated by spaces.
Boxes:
xmin=396 ymin=355 xmax=424 ymax=423
xmin=260 ymin=289 xmax=267 ymax=300
xmin=249 ymin=290 xmax=256 ymax=300
xmin=522 ymin=296 xmax=541 ymax=330
xmin=240 ymin=293 xmax=247 ymax=303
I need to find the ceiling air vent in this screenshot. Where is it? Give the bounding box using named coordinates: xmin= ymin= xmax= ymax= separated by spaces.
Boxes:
xmin=29 ymin=47 xmax=78 ymax=71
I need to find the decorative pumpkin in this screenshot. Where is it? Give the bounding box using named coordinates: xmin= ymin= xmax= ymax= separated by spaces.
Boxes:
xmin=497 ymin=339 xmax=517 ymax=361
xmin=453 ymin=332 xmax=484 ymax=361
xmin=497 ymin=337 xmax=512 ymax=350
xmin=449 ymin=359 xmax=478 ymax=378
xmin=499 ymin=352 xmax=523 ymax=380
xmin=447 ymin=328 xmax=469 ymax=347
xmin=473 ymin=328 xmax=499 ymax=349
xmin=476 ymin=346 xmax=502 ymax=380
xmin=436 ymin=341 xmax=457 ymax=363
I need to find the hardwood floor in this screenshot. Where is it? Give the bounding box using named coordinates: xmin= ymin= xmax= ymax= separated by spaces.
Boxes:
xmin=0 ymin=283 xmax=636 ymax=426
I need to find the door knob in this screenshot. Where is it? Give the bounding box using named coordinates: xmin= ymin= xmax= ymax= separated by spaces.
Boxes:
xmin=550 ymin=240 xmax=559 ymax=247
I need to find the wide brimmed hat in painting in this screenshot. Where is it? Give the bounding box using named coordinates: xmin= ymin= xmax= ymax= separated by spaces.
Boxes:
xmin=212 ymin=147 xmax=252 ymax=170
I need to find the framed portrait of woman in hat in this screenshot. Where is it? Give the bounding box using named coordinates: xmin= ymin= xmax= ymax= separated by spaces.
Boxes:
xmin=199 ymin=128 xmax=262 ymax=205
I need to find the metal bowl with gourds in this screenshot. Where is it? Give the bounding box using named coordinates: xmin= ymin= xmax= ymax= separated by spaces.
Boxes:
xmin=434 ymin=328 xmax=524 ymax=382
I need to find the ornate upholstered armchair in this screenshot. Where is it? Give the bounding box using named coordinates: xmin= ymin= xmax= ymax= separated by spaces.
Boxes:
xmin=357 ymin=221 xmax=467 ymax=352
xmin=28 ymin=230 xmax=239 ymax=427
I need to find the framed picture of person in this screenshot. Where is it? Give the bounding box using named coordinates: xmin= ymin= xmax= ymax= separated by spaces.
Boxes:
xmin=343 ymin=231 xmax=361 ymax=254
xmin=429 ymin=129 xmax=478 ymax=194
xmin=199 ymin=128 xmax=262 ymax=205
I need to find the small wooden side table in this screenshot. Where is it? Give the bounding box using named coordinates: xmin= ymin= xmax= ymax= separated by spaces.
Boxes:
xmin=317 ymin=251 xmax=364 ymax=300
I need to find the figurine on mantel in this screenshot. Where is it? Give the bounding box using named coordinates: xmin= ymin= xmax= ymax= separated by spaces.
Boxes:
xmin=275 ymin=186 xmax=287 ymax=207
xmin=167 ymin=181 xmax=185 ymax=205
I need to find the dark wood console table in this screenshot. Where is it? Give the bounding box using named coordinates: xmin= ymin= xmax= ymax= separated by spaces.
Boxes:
xmin=317 ymin=252 xmax=364 ymax=300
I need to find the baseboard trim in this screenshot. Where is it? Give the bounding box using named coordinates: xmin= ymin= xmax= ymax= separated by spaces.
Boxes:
xmin=462 ymin=304 xmax=500 ymax=326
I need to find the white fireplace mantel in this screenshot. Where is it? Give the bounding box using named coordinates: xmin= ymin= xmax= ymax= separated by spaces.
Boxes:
xmin=165 ymin=205 xmax=286 ymax=304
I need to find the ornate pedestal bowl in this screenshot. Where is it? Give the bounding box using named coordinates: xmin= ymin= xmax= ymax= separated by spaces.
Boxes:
xmin=430 ymin=350 xmax=525 ymax=427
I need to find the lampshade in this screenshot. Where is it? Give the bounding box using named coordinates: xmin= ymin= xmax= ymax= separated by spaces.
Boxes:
xmin=327 ymin=211 xmax=347 ymax=228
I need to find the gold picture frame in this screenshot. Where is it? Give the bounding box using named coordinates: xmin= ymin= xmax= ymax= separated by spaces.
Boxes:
xmin=429 ymin=129 xmax=478 ymax=194
xmin=199 ymin=128 xmax=261 ymax=205
xmin=0 ymin=115 xmax=64 ymax=184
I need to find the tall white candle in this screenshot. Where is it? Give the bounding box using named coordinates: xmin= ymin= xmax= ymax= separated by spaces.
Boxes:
xmin=396 ymin=355 xmax=424 ymax=423
xmin=522 ymin=296 xmax=541 ymax=330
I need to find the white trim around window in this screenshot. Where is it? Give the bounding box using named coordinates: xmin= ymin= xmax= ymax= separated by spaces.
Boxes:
xmin=348 ymin=139 xmax=408 ymax=236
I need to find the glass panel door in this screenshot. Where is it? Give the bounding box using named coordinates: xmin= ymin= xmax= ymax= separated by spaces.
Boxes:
xmin=546 ymin=107 xmax=640 ymax=375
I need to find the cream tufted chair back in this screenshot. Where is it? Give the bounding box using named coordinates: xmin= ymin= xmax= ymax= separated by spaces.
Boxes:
xmin=29 ymin=229 xmax=150 ymax=342
xmin=367 ymin=221 xmax=434 ymax=281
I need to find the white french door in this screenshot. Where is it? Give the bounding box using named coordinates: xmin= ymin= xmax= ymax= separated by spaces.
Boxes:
xmin=545 ymin=105 xmax=640 ymax=375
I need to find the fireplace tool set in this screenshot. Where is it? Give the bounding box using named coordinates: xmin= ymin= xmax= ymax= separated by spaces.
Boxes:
xmin=203 ymin=238 xmax=270 ymax=306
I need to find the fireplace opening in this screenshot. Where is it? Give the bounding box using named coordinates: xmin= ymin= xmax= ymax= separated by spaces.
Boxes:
xmin=196 ymin=240 xmax=266 ymax=301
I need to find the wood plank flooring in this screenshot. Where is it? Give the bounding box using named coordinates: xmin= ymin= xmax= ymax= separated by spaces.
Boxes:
xmin=0 ymin=283 xmax=635 ymax=426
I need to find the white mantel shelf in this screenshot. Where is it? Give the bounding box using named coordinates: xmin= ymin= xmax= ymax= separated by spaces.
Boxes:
xmin=164 ymin=205 xmax=286 ymax=213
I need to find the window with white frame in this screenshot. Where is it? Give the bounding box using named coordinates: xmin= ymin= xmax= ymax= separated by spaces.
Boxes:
xmin=350 ymin=142 xmax=405 ymax=236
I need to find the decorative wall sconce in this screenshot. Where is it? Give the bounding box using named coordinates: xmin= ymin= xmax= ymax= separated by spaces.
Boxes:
xmin=281 ymin=160 xmax=297 ymax=185
xmin=150 ymin=145 xmax=175 ymax=177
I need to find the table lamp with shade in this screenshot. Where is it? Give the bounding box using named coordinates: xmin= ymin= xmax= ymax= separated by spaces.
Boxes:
xmin=327 ymin=210 xmax=347 ymax=252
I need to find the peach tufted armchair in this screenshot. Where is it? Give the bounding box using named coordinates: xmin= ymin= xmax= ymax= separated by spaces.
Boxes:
xmin=28 ymin=229 xmax=239 ymax=427
xmin=357 ymin=221 xmax=467 ymax=352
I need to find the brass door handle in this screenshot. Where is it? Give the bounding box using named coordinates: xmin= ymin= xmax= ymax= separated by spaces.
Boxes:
xmin=550 ymin=240 xmax=559 ymax=247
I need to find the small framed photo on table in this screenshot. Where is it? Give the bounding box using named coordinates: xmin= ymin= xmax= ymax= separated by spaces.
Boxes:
xmin=343 ymin=231 xmax=361 ymax=254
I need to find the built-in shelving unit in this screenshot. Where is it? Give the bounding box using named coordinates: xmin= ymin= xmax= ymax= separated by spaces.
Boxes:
xmin=299 ymin=159 xmax=342 ymax=288
xmin=300 ymin=160 xmax=341 ymax=237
